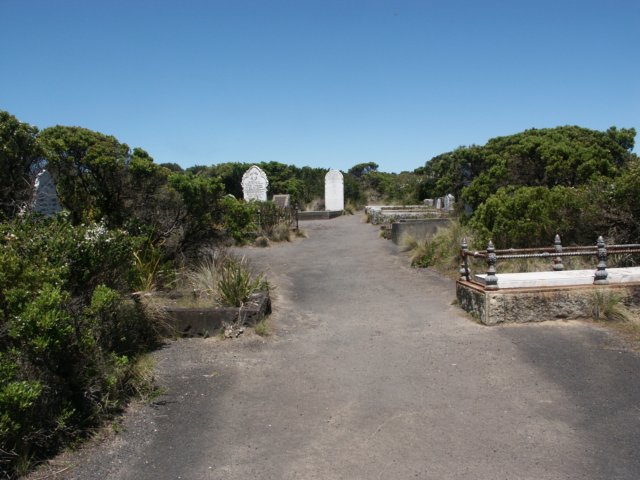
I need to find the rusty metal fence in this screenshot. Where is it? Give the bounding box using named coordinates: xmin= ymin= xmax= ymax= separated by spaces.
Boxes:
xmin=460 ymin=235 xmax=640 ymax=290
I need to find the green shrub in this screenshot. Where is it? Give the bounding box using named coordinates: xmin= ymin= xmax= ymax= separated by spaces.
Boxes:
xmin=220 ymin=196 xmax=257 ymax=243
xmin=0 ymin=217 xmax=159 ymax=476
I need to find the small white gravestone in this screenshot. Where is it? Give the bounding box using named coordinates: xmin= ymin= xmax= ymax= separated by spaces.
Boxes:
xmin=241 ymin=165 xmax=269 ymax=202
xmin=324 ymin=169 xmax=344 ymax=211
xmin=435 ymin=197 xmax=443 ymax=209
xmin=444 ymin=194 xmax=455 ymax=211
xmin=423 ymin=198 xmax=434 ymax=207
xmin=31 ymin=170 xmax=62 ymax=217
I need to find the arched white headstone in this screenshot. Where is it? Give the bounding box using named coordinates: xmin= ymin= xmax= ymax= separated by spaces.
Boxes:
xmin=324 ymin=169 xmax=344 ymax=211
xmin=241 ymin=165 xmax=269 ymax=201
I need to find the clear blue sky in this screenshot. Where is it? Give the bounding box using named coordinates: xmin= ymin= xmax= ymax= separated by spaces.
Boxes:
xmin=2 ymin=0 xmax=638 ymax=173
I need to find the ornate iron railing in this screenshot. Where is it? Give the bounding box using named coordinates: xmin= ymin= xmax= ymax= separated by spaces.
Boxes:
xmin=459 ymin=235 xmax=640 ymax=290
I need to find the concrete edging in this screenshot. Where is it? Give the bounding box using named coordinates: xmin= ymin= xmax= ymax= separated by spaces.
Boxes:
xmin=162 ymin=291 xmax=271 ymax=336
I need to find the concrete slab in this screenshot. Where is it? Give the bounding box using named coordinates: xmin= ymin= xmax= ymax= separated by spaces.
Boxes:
xmin=474 ymin=267 xmax=640 ymax=288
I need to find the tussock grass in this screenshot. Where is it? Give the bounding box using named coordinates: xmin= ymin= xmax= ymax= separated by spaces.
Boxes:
xmin=590 ymin=290 xmax=631 ymax=323
xmin=217 ymin=256 xmax=268 ymax=307
xmin=402 ymin=220 xmax=475 ymax=277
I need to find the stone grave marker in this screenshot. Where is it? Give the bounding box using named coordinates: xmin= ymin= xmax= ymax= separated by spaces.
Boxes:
xmin=324 ymin=169 xmax=344 ymax=211
xmin=435 ymin=197 xmax=443 ymax=209
xmin=273 ymin=194 xmax=290 ymax=209
xmin=444 ymin=194 xmax=455 ymax=211
xmin=241 ymin=165 xmax=269 ymax=201
xmin=31 ymin=170 xmax=62 ymax=217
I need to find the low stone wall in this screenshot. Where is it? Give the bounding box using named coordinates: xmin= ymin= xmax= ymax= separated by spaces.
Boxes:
xmin=390 ymin=219 xmax=451 ymax=245
xmin=163 ymin=291 xmax=271 ymax=336
xmin=457 ymin=280 xmax=640 ymax=326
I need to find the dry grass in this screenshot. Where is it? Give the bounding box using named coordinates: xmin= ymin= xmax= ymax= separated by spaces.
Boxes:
xmin=253 ymin=317 xmax=272 ymax=336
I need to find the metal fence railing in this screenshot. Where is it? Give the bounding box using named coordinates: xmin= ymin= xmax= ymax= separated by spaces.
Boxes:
xmin=459 ymin=235 xmax=640 ymax=290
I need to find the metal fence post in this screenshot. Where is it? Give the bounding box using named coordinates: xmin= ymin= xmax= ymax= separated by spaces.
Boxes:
xmin=485 ymin=240 xmax=499 ymax=290
xmin=459 ymin=238 xmax=470 ymax=281
xmin=553 ymin=234 xmax=564 ymax=271
xmin=594 ymin=235 xmax=609 ymax=285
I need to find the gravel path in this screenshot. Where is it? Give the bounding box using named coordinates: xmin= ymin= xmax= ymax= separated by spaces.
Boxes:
xmin=34 ymin=214 xmax=640 ymax=479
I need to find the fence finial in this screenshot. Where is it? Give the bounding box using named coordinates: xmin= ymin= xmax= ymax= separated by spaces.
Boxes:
xmin=485 ymin=240 xmax=498 ymax=289
xmin=553 ymin=234 xmax=564 ymax=271
xmin=594 ymin=235 xmax=609 ymax=285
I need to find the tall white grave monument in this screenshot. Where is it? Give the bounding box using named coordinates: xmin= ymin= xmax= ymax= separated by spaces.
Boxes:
xmin=324 ymin=169 xmax=344 ymax=211
xmin=31 ymin=170 xmax=63 ymax=217
xmin=241 ymin=165 xmax=269 ymax=201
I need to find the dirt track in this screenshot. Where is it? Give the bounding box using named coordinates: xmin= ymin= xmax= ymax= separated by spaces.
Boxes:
xmin=39 ymin=214 xmax=640 ymax=479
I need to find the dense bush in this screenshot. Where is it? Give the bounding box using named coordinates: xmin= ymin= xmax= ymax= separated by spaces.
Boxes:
xmin=0 ymin=217 xmax=158 ymax=475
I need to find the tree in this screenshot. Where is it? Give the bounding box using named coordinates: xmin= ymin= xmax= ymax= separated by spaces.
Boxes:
xmin=0 ymin=110 xmax=43 ymax=219
xmin=348 ymin=162 xmax=378 ymax=178
xmin=39 ymin=126 xmax=131 ymax=225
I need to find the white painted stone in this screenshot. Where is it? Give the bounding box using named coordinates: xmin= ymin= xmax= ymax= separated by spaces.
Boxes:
xmin=444 ymin=194 xmax=455 ymax=211
xmin=31 ymin=170 xmax=62 ymax=217
xmin=324 ymin=169 xmax=344 ymax=211
xmin=474 ymin=267 xmax=640 ymax=289
xmin=241 ymin=166 xmax=269 ymax=201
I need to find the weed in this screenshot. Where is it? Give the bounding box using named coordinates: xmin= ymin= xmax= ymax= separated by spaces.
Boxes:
xmin=268 ymin=222 xmax=292 ymax=242
xmin=255 ymin=236 xmax=270 ymax=247
xmin=132 ymin=239 xmax=164 ymax=292
xmin=254 ymin=317 xmax=272 ymax=336
xmin=590 ymin=290 xmax=631 ymax=323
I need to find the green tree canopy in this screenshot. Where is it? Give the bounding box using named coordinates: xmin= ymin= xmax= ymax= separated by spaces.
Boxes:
xmin=419 ymin=126 xmax=637 ymax=210
xmin=39 ymin=126 xmax=131 ymax=225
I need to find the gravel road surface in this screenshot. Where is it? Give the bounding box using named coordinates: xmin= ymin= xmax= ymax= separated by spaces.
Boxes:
xmin=32 ymin=214 xmax=640 ymax=479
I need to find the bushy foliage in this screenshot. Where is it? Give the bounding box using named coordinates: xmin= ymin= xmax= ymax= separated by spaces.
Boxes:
xmin=219 ymin=196 xmax=258 ymax=243
xmin=0 ymin=111 xmax=43 ymax=220
xmin=419 ymin=125 xmax=636 ymax=210
xmin=468 ymin=186 xmax=604 ymax=248
xmin=0 ymin=217 xmax=158 ymax=475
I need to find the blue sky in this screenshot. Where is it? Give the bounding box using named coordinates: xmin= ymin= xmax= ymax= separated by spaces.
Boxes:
xmin=2 ymin=0 xmax=638 ymax=173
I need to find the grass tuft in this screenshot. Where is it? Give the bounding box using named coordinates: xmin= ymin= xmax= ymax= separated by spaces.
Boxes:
xmin=590 ymin=290 xmax=631 ymax=323
xmin=254 ymin=317 xmax=272 ymax=336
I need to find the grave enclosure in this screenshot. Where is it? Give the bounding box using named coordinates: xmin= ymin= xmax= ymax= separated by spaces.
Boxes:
xmin=456 ymin=237 xmax=640 ymax=325
xmin=366 ymin=194 xmax=455 ymax=245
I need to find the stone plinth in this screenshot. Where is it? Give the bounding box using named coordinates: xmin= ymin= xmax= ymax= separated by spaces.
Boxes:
xmin=457 ymin=279 xmax=640 ymax=326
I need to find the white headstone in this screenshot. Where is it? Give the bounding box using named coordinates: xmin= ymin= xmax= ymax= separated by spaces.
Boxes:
xmin=31 ymin=170 xmax=62 ymax=217
xmin=241 ymin=166 xmax=269 ymax=202
xmin=324 ymin=169 xmax=344 ymax=211
xmin=435 ymin=197 xmax=443 ymax=209
xmin=444 ymin=194 xmax=455 ymax=211
xmin=423 ymin=198 xmax=434 ymax=206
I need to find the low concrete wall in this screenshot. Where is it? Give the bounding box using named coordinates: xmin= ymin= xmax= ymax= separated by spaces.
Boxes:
xmin=298 ymin=210 xmax=343 ymax=220
xmin=457 ymin=280 xmax=640 ymax=326
xmin=390 ymin=219 xmax=451 ymax=245
xmin=163 ymin=291 xmax=271 ymax=336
